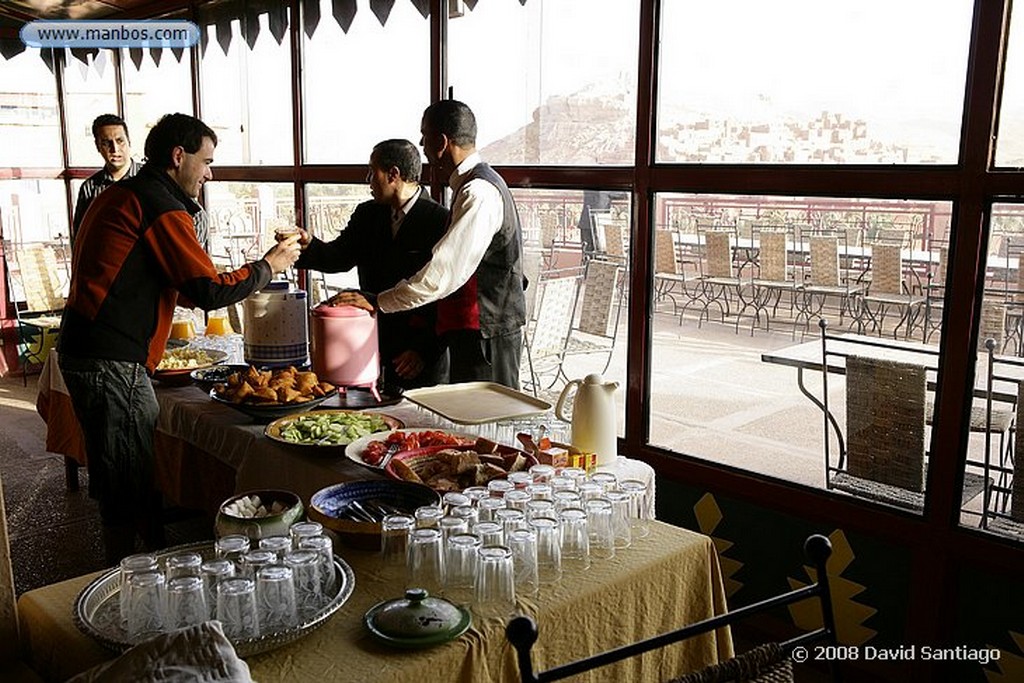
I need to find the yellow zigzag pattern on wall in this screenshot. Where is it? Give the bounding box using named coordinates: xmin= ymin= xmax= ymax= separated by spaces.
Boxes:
xmin=984 ymin=630 xmax=1024 ymax=682
xmin=787 ymin=529 xmax=877 ymax=646
xmin=694 ymin=493 xmax=743 ymax=598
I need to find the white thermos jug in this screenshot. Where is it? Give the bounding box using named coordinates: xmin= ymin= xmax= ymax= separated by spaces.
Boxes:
xmin=555 ymin=373 xmax=620 ymax=466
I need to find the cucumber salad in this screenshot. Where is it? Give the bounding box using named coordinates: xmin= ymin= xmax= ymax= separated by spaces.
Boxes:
xmin=277 ymin=412 xmax=391 ymax=445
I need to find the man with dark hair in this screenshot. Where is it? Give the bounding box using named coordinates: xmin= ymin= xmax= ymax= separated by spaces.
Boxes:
xmin=58 ymin=113 xmax=302 ymax=562
xmin=292 ymin=139 xmax=450 ymax=389
xmin=71 ymin=113 xmax=141 ymax=247
xmin=367 ymin=100 xmax=527 ymax=389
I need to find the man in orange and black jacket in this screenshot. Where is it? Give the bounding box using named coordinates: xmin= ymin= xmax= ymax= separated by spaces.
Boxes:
xmin=57 ymin=113 xmax=302 ymax=563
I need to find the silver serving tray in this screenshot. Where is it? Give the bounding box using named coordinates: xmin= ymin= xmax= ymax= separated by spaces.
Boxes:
xmin=73 ymin=541 xmax=355 ymax=657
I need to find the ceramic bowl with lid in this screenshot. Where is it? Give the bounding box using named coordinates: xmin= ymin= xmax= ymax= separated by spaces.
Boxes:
xmin=363 ymin=588 xmax=472 ymax=649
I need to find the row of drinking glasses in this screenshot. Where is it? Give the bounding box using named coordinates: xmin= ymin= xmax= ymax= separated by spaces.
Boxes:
xmin=379 ymin=468 xmax=650 ymax=617
xmin=118 ymin=521 xmax=333 ymax=642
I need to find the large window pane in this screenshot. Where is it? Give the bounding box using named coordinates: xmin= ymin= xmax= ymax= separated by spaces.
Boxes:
xmin=0 ymin=180 xmax=71 ymax=244
xmin=302 ymin=0 xmax=429 ymax=163
xmin=656 ymin=1 xmax=973 ymax=164
xmin=976 ymin=202 xmax=1024 ymax=539
xmin=648 ymin=194 xmax=953 ymax=509
xmin=63 ymin=51 xmax=118 ymax=167
xmin=122 ymin=47 xmax=193 ymax=140
xmin=996 ymin=5 xmax=1024 ymax=166
xmin=199 ymin=13 xmax=293 ymax=165
xmin=448 ymin=0 xmax=639 ymax=165
xmin=303 ymin=183 xmax=372 ymax=295
xmin=514 ymin=188 xmax=630 ymax=437
xmin=205 ymin=181 xmax=295 ymax=269
xmin=0 ymin=51 xmax=61 ymax=168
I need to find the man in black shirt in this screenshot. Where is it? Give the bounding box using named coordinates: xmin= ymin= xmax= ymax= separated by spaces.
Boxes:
xmin=71 ymin=114 xmax=141 ymax=248
xmin=294 ymin=139 xmax=450 ymax=389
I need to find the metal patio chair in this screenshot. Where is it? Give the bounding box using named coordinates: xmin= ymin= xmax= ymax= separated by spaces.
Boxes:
xmin=507 ymin=534 xmax=840 ymax=683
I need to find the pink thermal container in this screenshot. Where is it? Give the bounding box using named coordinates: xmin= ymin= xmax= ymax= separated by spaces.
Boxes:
xmin=310 ymin=303 xmax=381 ymax=393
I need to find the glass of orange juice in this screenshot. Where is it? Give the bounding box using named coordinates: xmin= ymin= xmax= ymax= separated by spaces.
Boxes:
xmin=205 ymin=310 xmax=232 ymax=336
xmin=170 ymin=318 xmax=196 ymax=340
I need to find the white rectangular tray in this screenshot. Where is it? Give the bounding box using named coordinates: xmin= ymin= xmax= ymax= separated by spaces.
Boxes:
xmin=402 ymin=382 xmax=552 ymax=425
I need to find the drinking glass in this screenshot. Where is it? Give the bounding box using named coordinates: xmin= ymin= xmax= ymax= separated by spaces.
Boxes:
xmin=381 ymin=513 xmax=415 ymax=580
xmin=528 ymin=464 xmax=556 ymax=483
xmin=558 ymin=508 xmax=591 ymax=571
xmin=200 ymin=559 xmax=236 ymax=620
xmin=530 ymin=517 xmax=562 ymax=583
xmin=259 ymin=535 xmax=293 ymax=561
xmin=240 ymin=549 xmax=279 ymax=580
xmin=414 ymin=505 xmax=444 ymax=530
xmin=450 ymin=504 xmax=479 ymax=527
xmin=525 ymin=483 xmax=553 ymax=502
xmin=606 ymin=490 xmax=633 ymax=550
xmin=589 ymin=471 xmax=618 ymax=493
xmin=407 ymin=528 xmax=445 ymax=594
xmin=475 ymin=546 xmax=516 ymax=619
xmin=585 ymin=498 xmax=615 ymax=560
xmin=507 ymin=472 xmax=533 ymax=490
xmin=462 ymin=486 xmax=489 ymax=504
xmin=472 ymin=521 xmax=504 ymax=547
xmin=299 ymin=535 xmax=336 ymax=595
xmin=204 ymin=310 xmax=231 ymax=336
xmin=549 ymin=475 xmax=577 ymax=493
xmin=442 ymin=492 xmax=471 ymax=511
xmin=439 ymin=515 xmax=470 ymax=546
xmin=494 ymin=508 xmax=528 ymax=538
xmin=477 ymin=497 xmax=505 ymax=523
xmin=552 ymin=490 xmax=583 ymax=514
xmin=166 ymin=576 xmax=208 ymax=629
xmin=215 ymin=534 xmax=251 ymax=566
xmin=444 ymin=533 xmax=481 ymax=599
xmin=577 ymin=481 xmax=605 ymax=503
xmin=285 ymin=549 xmax=324 ymax=620
xmin=560 ymin=467 xmax=588 ymax=485
xmin=503 ymin=489 xmax=532 ymax=512
xmin=507 ymin=528 xmax=539 ymax=597
xmin=525 ymin=499 xmax=556 ymax=522
xmin=619 ymin=479 xmax=651 ymax=539
xmin=487 ymin=479 xmax=515 ymax=499
xmin=126 ymin=570 xmax=166 ymax=643
xmin=119 ymin=553 xmax=158 ymax=625
xmin=289 ymin=521 xmax=324 ymax=549
xmin=256 ymin=565 xmax=298 ymax=633
xmin=217 ymin=577 xmax=259 ymax=639
xmin=165 ymin=551 xmax=202 ymax=580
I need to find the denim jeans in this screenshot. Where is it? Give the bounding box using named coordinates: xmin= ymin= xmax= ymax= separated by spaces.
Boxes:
xmin=58 ymin=354 xmax=159 ymax=526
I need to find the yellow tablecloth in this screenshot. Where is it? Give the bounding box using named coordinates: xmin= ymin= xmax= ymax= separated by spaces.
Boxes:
xmin=17 ymin=522 xmax=731 ymax=683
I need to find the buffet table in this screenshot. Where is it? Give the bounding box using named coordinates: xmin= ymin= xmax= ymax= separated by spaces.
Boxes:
xmin=17 ymin=521 xmax=730 ymax=683
xmin=35 ymin=351 xmax=656 ymax=516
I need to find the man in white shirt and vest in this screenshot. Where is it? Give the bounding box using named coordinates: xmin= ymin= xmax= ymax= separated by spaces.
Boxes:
xmin=364 ymin=100 xmax=527 ymax=389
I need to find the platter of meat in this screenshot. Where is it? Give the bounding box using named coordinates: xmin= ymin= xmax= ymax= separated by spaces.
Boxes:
xmin=383 ymin=442 xmax=537 ymax=493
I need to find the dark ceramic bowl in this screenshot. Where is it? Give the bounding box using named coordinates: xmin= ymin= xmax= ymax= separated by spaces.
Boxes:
xmin=190 ymin=364 xmax=250 ymax=393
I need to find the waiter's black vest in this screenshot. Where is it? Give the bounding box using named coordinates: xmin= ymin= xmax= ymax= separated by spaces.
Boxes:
xmin=438 ymin=163 xmax=526 ymax=337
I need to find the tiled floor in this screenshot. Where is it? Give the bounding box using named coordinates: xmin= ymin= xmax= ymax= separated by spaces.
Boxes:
xmin=0 ymin=374 xmax=213 ymax=596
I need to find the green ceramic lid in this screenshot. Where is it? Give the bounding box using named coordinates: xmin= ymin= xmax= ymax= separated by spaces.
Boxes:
xmin=363 ymin=588 xmax=472 ymax=649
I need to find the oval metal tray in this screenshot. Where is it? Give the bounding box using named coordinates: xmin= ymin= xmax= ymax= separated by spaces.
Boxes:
xmin=73 ymin=541 xmax=356 ymax=657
